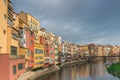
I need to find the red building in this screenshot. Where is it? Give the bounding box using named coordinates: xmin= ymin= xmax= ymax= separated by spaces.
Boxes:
xmin=26 ymin=29 xmax=34 ymax=69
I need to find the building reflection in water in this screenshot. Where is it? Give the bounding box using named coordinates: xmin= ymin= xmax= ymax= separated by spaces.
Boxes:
xmin=37 ymin=61 xmax=120 ymax=80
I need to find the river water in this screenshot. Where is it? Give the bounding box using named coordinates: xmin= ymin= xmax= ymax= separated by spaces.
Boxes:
xmin=37 ymin=61 xmax=120 ymax=80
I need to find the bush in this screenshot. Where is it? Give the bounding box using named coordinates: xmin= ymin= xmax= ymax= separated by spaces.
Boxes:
xmin=107 ymin=62 xmax=120 ymax=78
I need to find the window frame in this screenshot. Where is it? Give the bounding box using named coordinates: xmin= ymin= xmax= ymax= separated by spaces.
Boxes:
xmin=13 ymin=65 xmax=16 ymax=75
xmin=11 ymin=46 xmax=17 ymax=55
xmin=18 ymin=63 xmax=23 ymax=70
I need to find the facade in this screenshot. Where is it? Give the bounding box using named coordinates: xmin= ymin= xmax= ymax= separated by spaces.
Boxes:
xmin=1 ymin=1 xmax=120 ymax=80
xmin=33 ymin=29 xmax=45 ymax=69
xmin=70 ymin=43 xmax=75 ymax=60
xmin=25 ymin=28 xmax=34 ymax=68
xmin=48 ymin=32 xmax=55 ymax=65
xmin=79 ymin=45 xmax=89 ymax=58
xmin=19 ymin=11 xmax=45 ymax=69
xmin=18 ymin=18 xmax=30 ymax=69
xmin=102 ymin=46 xmax=111 ymax=56
xmin=54 ymin=36 xmax=59 ymax=64
xmin=64 ymin=41 xmax=71 ymax=61
xmin=96 ymin=45 xmax=103 ymax=57
xmin=0 ymin=0 xmax=25 ymax=80
xmin=0 ymin=0 xmax=8 ymax=53
xmin=34 ymin=42 xmax=44 ymax=68
xmin=60 ymin=42 xmax=66 ymax=62
xmin=111 ymin=46 xmax=119 ymax=56
xmin=88 ymin=44 xmax=96 ymax=57
xmin=40 ymin=28 xmax=50 ymax=68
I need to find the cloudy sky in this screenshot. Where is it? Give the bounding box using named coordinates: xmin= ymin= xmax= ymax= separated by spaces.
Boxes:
xmin=11 ymin=0 xmax=120 ymax=45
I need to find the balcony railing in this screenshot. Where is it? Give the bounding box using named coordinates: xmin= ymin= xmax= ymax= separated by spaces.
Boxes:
xmin=9 ymin=55 xmax=25 ymax=59
xmin=44 ymin=57 xmax=50 ymax=63
xmin=8 ymin=18 xmax=13 ymax=26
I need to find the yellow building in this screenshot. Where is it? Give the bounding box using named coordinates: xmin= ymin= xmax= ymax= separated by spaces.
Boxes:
xmin=7 ymin=12 xmax=20 ymax=55
xmin=34 ymin=43 xmax=44 ymax=68
xmin=96 ymin=45 xmax=103 ymax=56
xmin=19 ymin=11 xmax=40 ymax=31
xmin=34 ymin=29 xmax=45 ymax=69
xmin=0 ymin=0 xmax=8 ymax=53
xmin=80 ymin=46 xmax=89 ymax=57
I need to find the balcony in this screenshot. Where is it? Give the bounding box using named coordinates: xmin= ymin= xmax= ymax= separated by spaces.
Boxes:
xmin=8 ymin=4 xmax=14 ymax=19
xmin=11 ymin=33 xmax=19 ymax=41
xmin=8 ymin=17 xmax=13 ymax=27
xmin=8 ymin=10 xmax=13 ymax=18
xmin=9 ymin=55 xmax=25 ymax=60
xmin=44 ymin=57 xmax=50 ymax=63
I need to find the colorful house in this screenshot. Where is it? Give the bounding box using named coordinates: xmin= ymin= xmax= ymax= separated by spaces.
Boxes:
xmin=0 ymin=0 xmax=25 ymax=80
xmin=40 ymin=28 xmax=50 ymax=68
xmin=19 ymin=12 xmax=39 ymax=69
xmin=48 ymin=32 xmax=55 ymax=65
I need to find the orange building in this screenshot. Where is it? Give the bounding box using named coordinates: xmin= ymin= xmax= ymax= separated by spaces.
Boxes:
xmin=0 ymin=0 xmax=25 ymax=80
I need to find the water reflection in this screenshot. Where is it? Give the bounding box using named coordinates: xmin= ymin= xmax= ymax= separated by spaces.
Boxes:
xmin=37 ymin=61 xmax=120 ymax=80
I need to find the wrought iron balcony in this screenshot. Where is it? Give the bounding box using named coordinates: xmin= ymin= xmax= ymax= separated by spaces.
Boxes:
xmin=9 ymin=55 xmax=25 ymax=59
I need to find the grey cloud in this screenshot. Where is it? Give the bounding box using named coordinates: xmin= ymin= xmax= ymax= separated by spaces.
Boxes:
xmin=12 ymin=0 xmax=120 ymax=45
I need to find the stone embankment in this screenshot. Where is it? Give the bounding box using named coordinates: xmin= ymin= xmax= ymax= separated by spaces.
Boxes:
xmin=18 ymin=60 xmax=87 ymax=80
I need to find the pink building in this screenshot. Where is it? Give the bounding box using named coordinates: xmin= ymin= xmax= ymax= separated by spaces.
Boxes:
xmin=0 ymin=54 xmax=25 ymax=80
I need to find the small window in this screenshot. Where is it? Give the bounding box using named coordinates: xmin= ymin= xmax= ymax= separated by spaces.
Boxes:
xmin=0 ymin=47 xmax=1 ymax=53
xmin=18 ymin=63 xmax=23 ymax=70
xmin=11 ymin=46 xmax=17 ymax=55
xmin=30 ymin=31 xmax=33 ymax=36
xmin=4 ymin=14 xmax=6 ymax=20
xmin=50 ymin=46 xmax=52 ymax=48
xmin=30 ymin=41 xmax=33 ymax=45
xmin=4 ymin=0 xmax=6 ymax=5
xmin=35 ymin=49 xmax=43 ymax=54
xmin=13 ymin=65 xmax=16 ymax=75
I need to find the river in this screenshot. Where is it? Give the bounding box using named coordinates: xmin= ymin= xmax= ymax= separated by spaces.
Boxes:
xmin=37 ymin=61 xmax=120 ymax=80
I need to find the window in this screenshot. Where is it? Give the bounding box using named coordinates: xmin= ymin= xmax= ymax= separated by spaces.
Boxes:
xmin=35 ymin=49 xmax=43 ymax=54
xmin=39 ymin=50 xmax=43 ymax=54
xmin=8 ymin=17 xmax=13 ymax=26
xmin=30 ymin=31 xmax=33 ymax=36
xmin=30 ymin=41 xmax=33 ymax=45
xmin=50 ymin=51 xmax=53 ymax=54
xmin=4 ymin=14 xmax=6 ymax=20
xmin=11 ymin=33 xmax=18 ymax=40
xmin=35 ymin=56 xmax=43 ymax=60
xmin=11 ymin=46 xmax=17 ymax=55
xmin=36 ymin=62 xmax=43 ymax=65
xmin=4 ymin=0 xmax=6 ymax=5
xmin=27 ymin=50 xmax=31 ymax=56
xmin=13 ymin=65 xmax=16 ymax=75
xmin=18 ymin=63 xmax=23 ymax=70
xmin=35 ymin=49 xmax=39 ymax=54
xmin=0 ymin=47 xmax=1 ymax=53
xmin=50 ymin=46 xmax=52 ymax=48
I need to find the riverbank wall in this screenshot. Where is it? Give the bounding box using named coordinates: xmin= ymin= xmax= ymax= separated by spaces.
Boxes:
xmin=18 ymin=60 xmax=87 ymax=80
